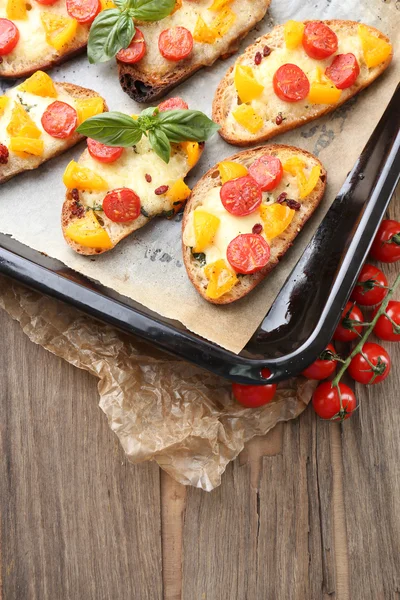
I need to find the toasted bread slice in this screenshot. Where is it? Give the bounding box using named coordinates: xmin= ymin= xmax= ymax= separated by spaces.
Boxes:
xmin=0 ymin=3 xmax=89 ymax=79
xmin=0 ymin=80 xmax=107 ymax=184
xmin=213 ymin=20 xmax=393 ymax=146
xmin=118 ymin=0 xmax=271 ymax=103
xmin=182 ymin=145 xmax=326 ymax=304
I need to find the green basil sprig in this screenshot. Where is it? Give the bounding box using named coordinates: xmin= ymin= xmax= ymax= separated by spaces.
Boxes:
xmin=88 ymin=0 xmax=176 ymax=64
xmin=77 ymin=108 xmax=220 ymax=164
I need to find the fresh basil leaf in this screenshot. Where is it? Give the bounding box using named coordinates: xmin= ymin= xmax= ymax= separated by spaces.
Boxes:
xmin=157 ymin=110 xmax=220 ymax=142
xmin=149 ymin=129 xmax=171 ymax=164
xmin=88 ymin=10 xmax=134 ymax=63
xmin=129 ymin=0 xmax=175 ymax=21
xmin=77 ymin=112 xmax=143 ymax=146
xmin=140 ymin=106 xmax=158 ymax=118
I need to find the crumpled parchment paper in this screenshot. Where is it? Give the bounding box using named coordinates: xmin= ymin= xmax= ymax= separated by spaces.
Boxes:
xmin=0 ymin=274 xmax=315 ymax=490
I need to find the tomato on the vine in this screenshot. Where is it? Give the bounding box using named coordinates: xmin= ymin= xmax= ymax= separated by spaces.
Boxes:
xmin=302 ymin=343 xmax=338 ymax=380
xmin=312 ymin=382 xmax=357 ymax=420
xmin=348 ymin=342 xmax=391 ymax=385
xmin=350 ymin=263 xmax=388 ymax=306
xmin=232 ymin=381 xmax=277 ymax=408
xmin=373 ymin=300 xmax=400 ymax=342
xmin=370 ymin=219 xmax=400 ymax=263
xmin=333 ymin=301 xmax=364 ymax=342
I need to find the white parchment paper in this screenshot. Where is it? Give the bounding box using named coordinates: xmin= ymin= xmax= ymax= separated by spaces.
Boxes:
xmin=0 ymin=0 xmax=399 ymax=353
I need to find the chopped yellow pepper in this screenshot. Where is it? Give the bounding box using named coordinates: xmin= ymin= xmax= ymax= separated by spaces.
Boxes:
xmin=358 ymin=24 xmax=392 ymax=68
xmin=19 ymin=71 xmax=58 ymax=98
xmin=63 ymin=161 xmax=109 ymax=191
xmin=6 ymin=0 xmax=27 ymax=20
xmin=0 ymin=96 xmax=10 ymax=116
xmin=172 ymin=0 xmax=182 ymax=13
xmin=9 ymin=137 xmax=44 ymax=158
xmin=100 ymin=0 xmax=116 ymax=9
xmin=75 ymin=97 xmax=104 ymax=124
xmin=232 ymin=104 xmax=263 ymax=134
xmin=260 ymin=203 xmax=295 ymax=239
xmin=193 ymin=210 xmax=220 ymax=253
xmin=308 ymin=81 xmax=342 ymax=104
xmin=193 ymin=15 xmax=216 ymax=44
xmin=284 ymin=20 xmax=305 ymax=49
xmin=210 ymin=7 xmax=236 ymax=38
xmin=283 ymin=158 xmax=321 ymax=199
xmin=181 ymin=141 xmax=203 ymax=168
xmin=208 ymin=0 xmax=233 ymax=11
xmin=218 ymin=161 xmax=248 ymax=184
xmin=65 ymin=210 xmax=113 ymax=250
xmin=41 ymin=12 xmax=78 ymax=52
xmin=234 ymin=65 xmax=264 ymax=103
xmin=204 ymin=259 xmax=238 ymax=300
xmin=167 ymin=179 xmax=191 ymax=204
xmin=300 ymin=165 xmax=321 ymax=198
xmin=7 ymin=103 xmax=42 ymax=138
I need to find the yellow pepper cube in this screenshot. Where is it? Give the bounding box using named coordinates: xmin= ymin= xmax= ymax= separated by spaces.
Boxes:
xmin=210 ymin=7 xmax=236 ymax=38
xmin=232 ymin=104 xmax=263 ymax=134
xmin=100 ymin=0 xmax=116 ymax=9
xmin=76 ymin=97 xmax=104 ymax=124
xmin=260 ymin=203 xmax=295 ymax=239
xmin=41 ymin=12 xmax=78 ymax=52
xmin=193 ymin=209 xmax=220 ymax=253
xmin=204 ymin=259 xmax=238 ymax=300
xmin=7 ymin=103 xmax=42 ymax=138
xmin=65 ymin=210 xmax=113 ymax=250
xmin=193 ymin=15 xmax=216 ymax=44
xmin=299 ymin=165 xmax=321 ymax=199
xmin=6 ymin=0 xmax=27 ymax=20
xmin=283 ymin=156 xmax=306 ymax=176
xmin=308 ymin=82 xmax=342 ymax=104
xmin=19 ymin=71 xmax=58 ymax=98
xmin=0 ymin=96 xmax=10 ymax=116
xmin=208 ymin=0 xmax=233 ymax=10
xmin=181 ymin=141 xmax=203 ymax=168
xmin=358 ymin=25 xmax=392 ymax=69
xmin=234 ymin=65 xmax=264 ymax=103
xmin=63 ymin=160 xmax=109 ymax=191
xmin=284 ymin=20 xmax=305 ymax=49
xmin=218 ymin=160 xmax=248 ymax=184
xmin=9 ymin=137 xmax=44 ymax=158
xmin=167 ymin=179 xmax=191 ymax=204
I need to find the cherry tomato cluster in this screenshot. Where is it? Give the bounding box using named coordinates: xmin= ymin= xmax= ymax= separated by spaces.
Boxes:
xmin=232 ymin=219 xmax=400 ymax=418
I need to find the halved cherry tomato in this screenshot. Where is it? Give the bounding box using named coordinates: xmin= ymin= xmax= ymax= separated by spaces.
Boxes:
xmin=102 ymin=188 xmax=141 ymax=223
xmin=220 ymin=175 xmax=262 ymax=216
xmin=312 ymin=382 xmax=357 ymax=420
xmin=41 ymin=101 xmax=78 ymax=139
xmin=116 ymin=28 xmax=146 ymax=64
xmin=333 ymin=301 xmax=364 ymax=342
xmin=302 ymin=21 xmax=338 ymax=59
xmin=158 ymin=27 xmax=193 ymax=61
xmin=34 ymin=0 xmax=59 ymax=4
xmin=348 ymin=342 xmax=391 ymax=385
xmin=66 ymin=0 xmax=100 ymax=23
xmin=325 ymin=53 xmax=360 ymax=89
xmin=227 ymin=233 xmax=270 ymax=274
xmin=273 ymin=64 xmax=310 ymax=102
xmin=232 ymin=381 xmax=277 ymax=408
xmin=0 ymin=19 xmax=19 ymax=56
xmin=302 ymin=343 xmax=337 ymax=380
xmin=248 ymin=155 xmax=283 ymax=192
xmin=158 ymin=97 xmax=188 ymax=112
xmin=350 ymin=264 xmax=388 ymax=306
xmin=87 ymin=138 xmax=123 ymax=164
xmin=373 ymin=301 xmax=400 ymax=342
xmin=370 ymin=219 xmax=400 ymax=263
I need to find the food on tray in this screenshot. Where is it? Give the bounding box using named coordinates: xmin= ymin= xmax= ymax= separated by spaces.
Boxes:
xmin=62 ymin=98 xmax=219 ymax=255
xmin=0 ymin=71 xmax=106 ymax=183
xmin=87 ymin=0 xmax=271 ymax=102
xmin=182 ymin=145 xmax=326 ymax=304
xmin=212 ymin=20 xmax=393 ymax=145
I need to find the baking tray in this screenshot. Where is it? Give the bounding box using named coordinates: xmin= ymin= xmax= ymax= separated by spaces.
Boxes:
xmin=1 ymin=84 xmax=399 ymax=384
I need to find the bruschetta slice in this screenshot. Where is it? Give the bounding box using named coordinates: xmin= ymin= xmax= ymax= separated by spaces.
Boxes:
xmin=0 ymin=70 xmax=106 ymax=184
xmin=182 ymin=145 xmax=326 ymax=304
xmin=212 ymin=20 xmax=393 ymax=146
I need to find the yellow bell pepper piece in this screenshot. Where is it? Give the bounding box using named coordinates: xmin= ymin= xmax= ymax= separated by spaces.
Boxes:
xmin=299 ymin=165 xmax=321 ymax=198
xmin=208 ymin=0 xmax=233 ymax=10
xmin=7 ymin=103 xmax=42 ymax=138
xmin=63 ymin=161 xmax=109 ymax=191
xmin=193 ymin=15 xmax=217 ymax=44
xmin=283 ymin=156 xmax=305 ymax=177
xmin=19 ymin=71 xmax=58 ymax=98
xmin=6 ymin=0 xmax=27 ymax=20
xmin=232 ymin=104 xmax=263 ymax=134
xmin=65 ymin=210 xmax=113 ymax=250
xmin=172 ymin=0 xmax=182 ymax=13
xmin=284 ymin=20 xmax=305 ymax=49
xmin=181 ymin=141 xmax=203 ymax=168
xmin=204 ymin=259 xmax=238 ymax=299
xmin=358 ymin=24 xmax=392 ymax=69
xmin=0 ymin=96 xmax=10 ymax=116
xmin=260 ymin=203 xmax=295 ymax=239
xmin=218 ymin=161 xmax=248 ymax=184
xmin=9 ymin=137 xmax=44 ymax=158
xmin=100 ymin=0 xmax=116 ymax=9
xmin=234 ymin=65 xmax=264 ymax=103
xmin=210 ymin=7 xmax=236 ymax=38
xmin=76 ymin=97 xmax=104 ymax=124
xmin=41 ymin=12 xmax=78 ymax=52
xmin=308 ymin=82 xmax=341 ymax=104
xmin=167 ymin=179 xmax=191 ymax=204
xmin=283 ymin=158 xmax=321 ymax=199
xmin=193 ymin=210 xmax=220 ymax=253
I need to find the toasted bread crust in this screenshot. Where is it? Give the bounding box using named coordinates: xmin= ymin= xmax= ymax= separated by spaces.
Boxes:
xmin=182 ymin=145 xmax=327 ymax=304
xmin=212 ymin=20 xmax=393 ymax=146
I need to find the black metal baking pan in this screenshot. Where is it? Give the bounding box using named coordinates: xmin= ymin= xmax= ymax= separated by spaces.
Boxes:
xmin=1 ymin=84 xmax=399 ymax=384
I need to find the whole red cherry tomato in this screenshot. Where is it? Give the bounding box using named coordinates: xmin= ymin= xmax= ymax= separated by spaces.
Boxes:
xmin=348 ymin=342 xmax=391 ymax=385
xmin=350 ymin=263 xmax=388 ymax=306
xmin=370 ymin=219 xmax=400 ymax=263
xmin=302 ymin=343 xmax=337 ymax=380
xmin=312 ymin=382 xmax=357 ymax=420
xmin=373 ymin=301 xmax=400 ymax=342
xmin=333 ymin=301 xmax=364 ymax=342
xmin=232 ymin=381 xmax=277 ymax=408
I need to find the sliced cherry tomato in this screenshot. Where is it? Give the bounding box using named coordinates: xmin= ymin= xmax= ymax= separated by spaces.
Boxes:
xmin=220 ymin=175 xmax=262 ymax=216
xmin=41 ymin=101 xmax=78 ymax=139
xmin=348 ymin=342 xmax=391 ymax=385
xmin=116 ymin=28 xmax=146 ymax=64
xmin=302 ymin=21 xmax=338 ymax=59
xmin=248 ymin=155 xmax=283 ymax=192
xmin=158 ymin=27 xmax=193 ymax=61
xmin=158 ymin=97 xmax=189 ymax=112
xmin=272 ymin=64 xmax=310 ymax=102
xmin=87 ymin=139 xmax=123 ymax=164
xmin=350 ymin=264 xmax=388 ymax=307
xmin=312 ymin=382 xmax=357 ymax=420
xmin=373 ymin=301 xmax=400 ymax=342
xmin=0 ymin=19 xmax=19 ymax=56
xmin=227 ymin=233 xmax=270 ymax=274
xmin=333 ymin=301 xmax=364 ymax=343
xmin=302 ymin=343 xmax=337 ymax=380
xmin=102 ymin=188 xmax=141 ymax=223
xmin=66 ymin=0 xmax=100 ymax=23
xmin=34 ymin=0 xmax=59 ymax=4
xmin=370 ymin=219 xmax=400 ymax=263
xmin=325 ymin=53 xmax=360 ymax=89
xmin=232 ymin=381 xmax=277 ymax=408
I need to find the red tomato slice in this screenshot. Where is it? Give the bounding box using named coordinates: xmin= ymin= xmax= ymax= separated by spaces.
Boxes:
xmin=158 ymin=97 xmax=189 ymax=112
xmin=41 ymin=101 xmax=78 ymax=139
xmin=0 ymin=19 xmax=19 ymax=56
xmin=34 ymin=0 xmax=59 ymax=4
xmin=66 ymin=0 xmax=100 ymax=23
xmin=302 ymin=21 xmax=338 ymax=59
xmin=116 ymin=28 xmax=146 ymax=64
xmin=325 ymin=53 xmax=360 ymax=89
xmin=273 ymin=64 xmax=310 ymax=103
xmin=158 ymin=27 xmax=193 ymax=61
xmin=248 ymin=155 xmax=283 ymax=192
xmin=87 ymin=139 xmax=123 ymax=164
xmin=102 ymin=188 xmax=141 ymax=223
xmin=220 ymin=175 xmax=262 ymax=216
xmin=227 ymin=233 xmax=270 ymax=274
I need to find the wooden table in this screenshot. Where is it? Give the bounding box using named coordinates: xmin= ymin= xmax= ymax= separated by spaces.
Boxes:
xmin=1 ymin=194 xmax=399 ymax=600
